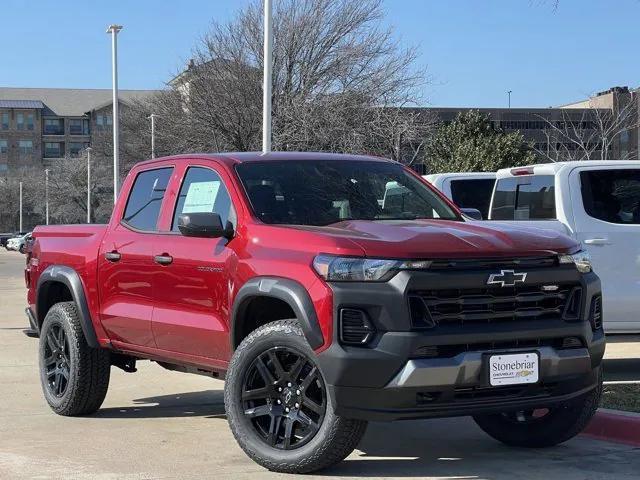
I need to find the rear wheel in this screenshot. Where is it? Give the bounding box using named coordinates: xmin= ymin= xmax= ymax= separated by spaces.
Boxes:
xmin=225 ymin=319 xmax=367 ymax=473
xmin=473 ymin=373 xmax=602 ymax=447
xmin=39 ymin=302 xmax=111 ymax=416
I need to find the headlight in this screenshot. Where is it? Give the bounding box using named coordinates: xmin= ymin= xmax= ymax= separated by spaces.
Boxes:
xmin=313 ymin=254 xmax=431 ymax=282
xmin=559 ymin=250 xmax=592 ymax=273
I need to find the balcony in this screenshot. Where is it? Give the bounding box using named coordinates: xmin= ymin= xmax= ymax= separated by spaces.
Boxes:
xmin=43 ymin=118 xmax=64 ymax=136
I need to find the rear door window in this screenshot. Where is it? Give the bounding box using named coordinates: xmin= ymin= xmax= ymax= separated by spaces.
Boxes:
xmin=491 ymin=175 xmax=556 ymax=220
xmin=450 ymin=179 xmax=496 ymax=219
xmin=580 ymin=169 xmax=640 ymax=224
xmin=122 ymin=167 xmax=173 ymax=231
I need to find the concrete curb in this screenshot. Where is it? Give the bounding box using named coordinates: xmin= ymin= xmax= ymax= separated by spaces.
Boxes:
xmin=582 ymin=408 xmax=640 ymax=446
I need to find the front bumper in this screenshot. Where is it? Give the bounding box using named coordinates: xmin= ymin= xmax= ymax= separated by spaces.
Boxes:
xmin=316 ymin=269 xmax=605 ymax=421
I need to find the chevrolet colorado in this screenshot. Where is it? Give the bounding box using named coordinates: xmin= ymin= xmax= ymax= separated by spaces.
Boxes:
xmin=25 ymin=152 xmax=604 ymax=473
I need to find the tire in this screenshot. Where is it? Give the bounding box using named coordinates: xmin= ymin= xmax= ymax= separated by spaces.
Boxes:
xmin=473 ymin=372 xmax=602 ymax=448
xmin=225 ymin=319 xmax=367 ymax=473
xmin=38 ymin=301 xmax=111 ymax=416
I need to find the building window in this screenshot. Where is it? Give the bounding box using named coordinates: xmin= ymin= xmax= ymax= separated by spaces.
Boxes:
xmin=96 ymin=114 xmax=113 ymax=127
xmin=1 ymin=112 xmax=8 ymax=130
xmin=68 ymin=142 xmax=89 ymax=156
xmin=18 ymin=140 xmax=33 ymax=155
xmin=43 ymin=118 xmax=64 ymax=135
xmin=69 ymin=118 xmax=90 ymax=135
xmin=44 ymin=142 xmax=64 ymax=158
xmin=0 ymin=163 xmax=7 ymax=173
xmin=0 ymin=140 xmax=7 ymax=154
xmin=26 ymin=113 xmax=34 ymax=131
xmin=17 ymin=113 xmax=24 ymax=130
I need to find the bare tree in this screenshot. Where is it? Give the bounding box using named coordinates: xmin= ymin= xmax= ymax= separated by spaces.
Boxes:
xmin=534 ymin=98 xmax=639 ymax=162
xmin=150 ymin=0 xmax=428 ymax=162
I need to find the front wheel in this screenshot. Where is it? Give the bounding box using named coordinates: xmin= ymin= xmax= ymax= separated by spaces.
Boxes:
xmin=224 ymin=319 xmax=367 ymax=473
xmin=473 ymin=373 xmax=602 ymax=448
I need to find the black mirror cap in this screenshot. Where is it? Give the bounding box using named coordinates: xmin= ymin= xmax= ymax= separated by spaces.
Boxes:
xmin=177 ymin=212 xmax=233 ymax=239
xmin=460 ymin=208 xmax=483 ymax=221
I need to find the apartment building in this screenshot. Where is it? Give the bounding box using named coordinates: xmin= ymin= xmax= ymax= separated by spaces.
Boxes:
xmin=0 ymin=87 xmax=157 ymax=173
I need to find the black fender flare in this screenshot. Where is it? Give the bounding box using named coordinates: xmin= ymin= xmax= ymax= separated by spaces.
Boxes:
xmin=36 ymin=265 xmax=99 ymax=348
xmin=231 ymin=277 xmax=324 ymax=350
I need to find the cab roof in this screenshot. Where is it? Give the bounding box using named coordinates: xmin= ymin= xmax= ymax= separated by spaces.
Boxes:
xmin=136 ymin=151 xmax=392 ymax=168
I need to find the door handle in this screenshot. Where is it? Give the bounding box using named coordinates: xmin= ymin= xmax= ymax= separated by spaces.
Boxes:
xmin=584 ymin=238 xmax=611 ymax=246
xmin=104 ymin=251 xmax=121 ymax=262
xmin=154 ymin=254 xmax=173 ymax=266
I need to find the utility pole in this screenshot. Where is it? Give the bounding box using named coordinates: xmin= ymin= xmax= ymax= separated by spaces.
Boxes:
xmin=86 ymin=147 xmax=92 ymax=223
xmin=148 ymin=114 xmax=158 ymax=158
xmin=262 ymin=0 xmax=273 ymax=154
xmin=19 ymin=181 xmax=23 ymax=232
xmin=106 ymin=24 xmax=123 ymax=204
xmin=508 ymin=90 xmax=512 ymax=108
xmin=45 ymin=169 xmax=49 ymax=225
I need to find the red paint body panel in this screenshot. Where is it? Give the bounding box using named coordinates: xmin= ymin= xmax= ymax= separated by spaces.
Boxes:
xmin=27 ymin=152 xmax=580 ymax=371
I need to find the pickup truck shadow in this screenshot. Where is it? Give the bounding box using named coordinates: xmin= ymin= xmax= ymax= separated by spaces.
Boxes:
xmin=320 ymin=418 xmax=638 ymax=478
xmin=94 ymin=390 xmax=226 ymax=419
xmin=91 ymin=394 xmax=638 ymax=477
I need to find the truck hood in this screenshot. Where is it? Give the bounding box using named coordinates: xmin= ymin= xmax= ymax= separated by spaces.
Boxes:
xmin=290 ymin=219 xmax=578 ymax=258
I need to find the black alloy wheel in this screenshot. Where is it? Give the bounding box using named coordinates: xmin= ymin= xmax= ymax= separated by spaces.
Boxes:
xmin=241 ymin=346 xmax=326 ymax=450
xmin=43 ymin=322 xmax=71 ymax=398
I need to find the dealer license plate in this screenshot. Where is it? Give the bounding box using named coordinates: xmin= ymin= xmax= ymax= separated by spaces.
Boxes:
xmin=488 ymin=352 xmax=539 ymax=386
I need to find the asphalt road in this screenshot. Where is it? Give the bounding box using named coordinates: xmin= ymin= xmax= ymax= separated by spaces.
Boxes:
xmin=1 ymin=248 xmax=639 ymax=480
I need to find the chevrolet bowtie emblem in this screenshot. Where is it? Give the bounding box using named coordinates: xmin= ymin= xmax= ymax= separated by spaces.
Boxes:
xmin=487 ymin=269 xmax=527 ymax=287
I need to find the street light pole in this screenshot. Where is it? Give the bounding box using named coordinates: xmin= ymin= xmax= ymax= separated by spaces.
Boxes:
xmin=45 ymin=169 xmax=49 ymax=225
xmin=262 ymin=0 xmax=273 ymax=154
xmin=106 ymin=24 xmax=123 ymax=204
xmin=148 ymin=114 xmax=157 ymax=158
xmin=86 ymin=147 xmax=92 ymax=223
xmin=508 ymin=90 xmax=512 ymax=108
xmin=19 ymin=181 xmax=23 ymax=232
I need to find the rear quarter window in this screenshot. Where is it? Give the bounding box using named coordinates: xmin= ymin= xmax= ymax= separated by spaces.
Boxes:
xmin=580 ymin=169 xmax=640 ymax=224
xmin=491 ymin=175 xmax=556 ymax=220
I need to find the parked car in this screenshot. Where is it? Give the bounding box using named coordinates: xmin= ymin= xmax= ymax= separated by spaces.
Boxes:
xmin=1 ymin=232 xmax=17 ymax=248
xmin=7 ymin=232 xmax=31 ymax=252
xmin=25 ymin=152 xmax=604 ymax=473
xmin=2 ymin=231 xmax=27 ymax=249
xmin=488 ymin=160 xmax=640 ymax=333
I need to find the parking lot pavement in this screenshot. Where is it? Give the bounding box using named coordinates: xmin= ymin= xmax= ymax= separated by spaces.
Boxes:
xmin=1 ymin=249 xmax=639 ymax=480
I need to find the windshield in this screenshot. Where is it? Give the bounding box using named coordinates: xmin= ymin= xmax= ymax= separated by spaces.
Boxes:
xmin=236 ymin=160 xmax=459 ymax=226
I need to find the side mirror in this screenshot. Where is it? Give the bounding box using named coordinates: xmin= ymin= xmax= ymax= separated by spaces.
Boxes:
xmin=460 ymin=208 xmax=483 ymax=221
xmin=177 ymin=212 xmax=233 ymax=239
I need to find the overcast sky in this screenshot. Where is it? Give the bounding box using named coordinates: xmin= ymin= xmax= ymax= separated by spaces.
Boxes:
xmin=2 ymin=0 xmax=638 ymax=108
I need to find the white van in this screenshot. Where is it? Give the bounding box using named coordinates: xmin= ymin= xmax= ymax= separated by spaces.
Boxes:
xmin=424 ymin=172 xmax=496 ymax=219
xmin=488 ymin=160 xmax=640 ymax=333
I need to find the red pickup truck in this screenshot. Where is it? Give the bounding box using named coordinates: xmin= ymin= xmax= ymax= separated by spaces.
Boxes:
xmin=25 ymin=152 xmax=604 ymax=473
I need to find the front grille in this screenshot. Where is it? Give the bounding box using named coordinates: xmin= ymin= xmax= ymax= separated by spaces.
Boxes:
xmin=410 ymin=336 xmax=584 ymax=359
xmin=429 ymin=256 xmax=557 ymax=271
xmin=409 ymin=284 xmax=581 ymax=327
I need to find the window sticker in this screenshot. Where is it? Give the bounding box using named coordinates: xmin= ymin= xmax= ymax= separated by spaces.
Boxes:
xmin=182 ymin=181 xmax=220 ymax=213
